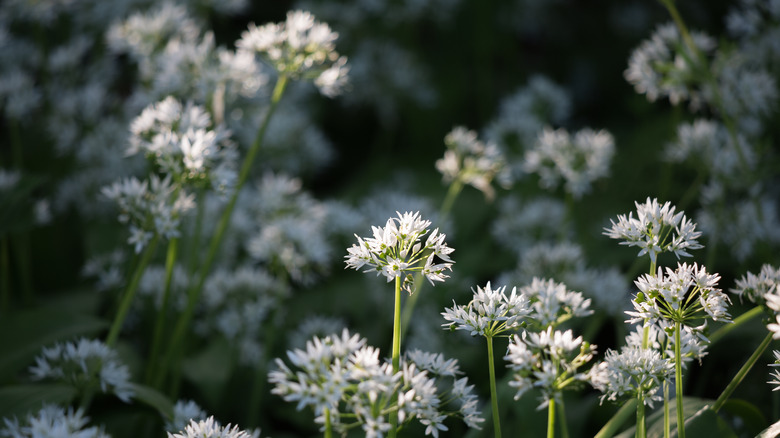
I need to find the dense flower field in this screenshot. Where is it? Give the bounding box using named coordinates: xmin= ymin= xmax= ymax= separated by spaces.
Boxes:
xmin=1 ymin=0 xmax=779 ymax=437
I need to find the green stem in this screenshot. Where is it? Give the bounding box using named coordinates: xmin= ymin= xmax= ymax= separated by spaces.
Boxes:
xmin=663 ymin=380 xmax=670 ymax=438
xmin=158 ymin=74 xmax=289 ymax=392
xmin=486 ymin=336 xmax=502 ymax=438
xmin=594 ymin=399 xmax=637 ymax=438
xmin=674 ymin=321 xmax=686 ymax=438
xmin=636 ymin=394 xmax=646 ymax=438
xmin=708 ymin=305 xmax=762 ymax=345
xmin=389 ymin=275 xmax=402 ymax=438
xmin=187 ymin=190 xmax=205 ymax=275
xmin=106 ymin=236 xmax=159 ymax=347
xmin=145 ymin=237 xmax=178 ymax=385
xmin=711 ymin=331 xmax=773 ymax=412
xmin=324 ymin=407 xmax=332 ymax=438
xmin=558 ymin=397 xmax=569 ymax=438
xmin=547 ymin=398 xmax=556 ymax=438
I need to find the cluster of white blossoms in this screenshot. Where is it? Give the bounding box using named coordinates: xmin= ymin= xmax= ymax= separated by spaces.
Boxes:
xmin=732 ymin=264 xmax=780 ymax=339
xmin=345 ymin=211 xmax=454 ymax=294
xmin=0 ymin=404 xmax=110 ymax=438
xmin=589 ymin=345 xmax=673 ymax=408
xmin=441 ymin=282 xmax=530 ymax=338
xmin=603 ymin=197 xmax=703 ymax=264
xmin=167 ymin=416 xmax=258 ymax=438
xmin=490 ymin=196 xmax=568 ymax=255
xmin=769 ymin=351 xmax=780 ymax=392
xmin=101 ymin=175 xmax=195 ymax=253
xmin=624 ymin=22 xmax=716 ymax=108
xmin=518 ymin=277 xmax=593 ymax=329
xmin=435 ymin=126 xmax=511 ymax=201
xmin=166 ymin=400 xmax=208 ymax=433
xmin=523 ymin=127 xmax=615 ymax=199
xmin=504 ymin=327 xmax=596 ymax=409
xmin=237 ymin=10 xmax=349 ymax=97
xmin=28 ymin=338 xmax=134 ymax=403
xmin=628 ymin=262 xmax=731 ymax=327
xmin=128 ymin=96 xmax=238 ymax=193
xmin=268 ymin=330 xmax=482 ymax=437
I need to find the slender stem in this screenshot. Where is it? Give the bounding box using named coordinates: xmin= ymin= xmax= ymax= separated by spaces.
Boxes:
xmin=663 ymin=380 xmax=670 ymax=438
xmin=594 ymin=399 xmax=637 ymax=438
xmin=145 ymin=237 xmax=178 ymax=385
xmin=558 ymin=397 xmax=569 ymax=438
xmin=389 ymin=275 xmax=402 ymax=438
xmin=547 ymin=398 xmax=556 ymax=438
xmin=709 ymin=306 xmax=762 ymax=345
xmin=324 ymin=407 xmax=332 ymax=438
xmin=158 ymin=75 xmax=289 ymax=391
xmin=486 ymin=336 xmax=502 ymax=438
xmin=636 ymin=394 xmax=646 ymax=438
xmin=674 ymin=321 xmax=686 ymax=438
xmin=106 ymin=236 xmax=159 ymax=347
xmin=187 ymin=190 xmax=205 ymax=275
xmin=712 ymin=331 xmax=773 ymax=412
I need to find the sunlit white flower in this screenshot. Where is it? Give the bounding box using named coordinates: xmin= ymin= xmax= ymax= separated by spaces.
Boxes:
xmin=768 ymin=350 xmax=780 ymax=391
xmin=441 ymin=282 xmax=530 ymax=337
xmin=167 ymin=416 xmax=256 ymax=438
xmin=589 ymin=346 xmax=673 ymax=407
xmin=345 ymin=211 xmax=454 ymax=293
xmin=517 ymin=277 xmax=592 ymax=329
xmin=604 ymin=197 xmax=703 ymax=264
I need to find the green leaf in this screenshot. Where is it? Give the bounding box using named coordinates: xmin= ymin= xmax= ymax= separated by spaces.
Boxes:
xmin=720 ymin=399 xmax=767 ymax=436
xmin=756 ymin=419 xmax=780 ymax=438
xmin=680 ymin=406 xmax=737 ymax=438
xmin=0 ymin=383 xmax=77 ymax=420
xmin=0 ymin=308 xmax=108 ymax=383
xmin=128 ymin=383 xmax=174 ymax=420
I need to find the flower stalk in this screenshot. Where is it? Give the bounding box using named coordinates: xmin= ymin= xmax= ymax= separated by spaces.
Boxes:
xmin=487 ymin=336 xmax=502 ymax=438
xmin=712 ymin=331 xmax=773 ymax=412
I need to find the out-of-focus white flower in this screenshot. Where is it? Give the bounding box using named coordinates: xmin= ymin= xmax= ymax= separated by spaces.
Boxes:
xmin=1 ymin=404 xmax=110 ymax=438
xmin=436 ymin=126 xmax=511 ymax=201
xmin=517 ymin=277 xmax=592 ymax=329
xmin=29 ymin=338 xmax=134 ymax=403
xmin=523 ymin=127 xmax=614 ymax=199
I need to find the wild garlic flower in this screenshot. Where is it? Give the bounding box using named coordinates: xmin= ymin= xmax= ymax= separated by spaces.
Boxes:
xmin=491 ymin=196 xmax=567 ymax=255
xmin=768 ymin=350 xmax=780 ymax=391
xmin=1 ymin=404 xmax=110 ymax=438
xmin=166 ymin=400 xmax=208 ymax=433
xmin=128 ymin=96 xmax=237 ymax=193
xmin=624 ymin=22 xmax=716 ymax=108
xmin=345 ymin=211 xmax=454 ymax=294
xmin=102 ymin=175 xmax=195 ymax=253
xmin=603 ymin=197 xmax=703 ymax=264
xmin=441 ymin=282 xmax=531 ymax=338
xmin=589 ymin=346 xmax=673 ymax=408
xmin=624 ymin=323 xmax=709 ymax=366
xmin=237 ymin=10 xmax=349 ymax=97
xmin=731 ymin=264 xmax=780 ymax=305
xmin=505 ymin=328 xmax=596 ymax=409
xmin=523 ymin=126 xmax=615 ymax=199
xmin=268 ymin=330 xmax=481 ymax=437
xmin=29 ymin=337 xmax=134 ymax=403
xmin=517 ymin=277 xmax=592 ymax=329
xmin=435 ymin=126 xmax=511 ymax=201
xmin=629 ymin=262 xmax=730 ymax=329
xmin=167 ymin=417 xmax=257 ymax=438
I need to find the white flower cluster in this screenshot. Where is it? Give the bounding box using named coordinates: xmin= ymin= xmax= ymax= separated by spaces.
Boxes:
xmin=441 ymin=282 xmax=530 ymax=338
xmin=505 ymin=327 xmax=596 ymax=409
xmin=435 ymin=126 xmax=511 ymax=201
xmin=345 ymin=211 xmax=454 ymax=294
xmin=731 ymin=264 xmax=780 ymax=305
xmin=629 ymin=262 xmax=731 ymax=327
xmin=518 ymin=277 xmax=593 ymax=329
xmin=237 ymin=10 xmax=349 ymax=97
xmin=129 ymin=96 xmax=237 ymax=193
xmin=490 ymin=196 xmax=568 ymax=255
xmin=624 ymin=323 xmax=709 ymax=366
xmin=523 ymin=127 xmax=615 ymax=199
xmin=168 ymin=416 xmax=257 ymax=438
xmin=196 ymin=265 xmax=289 ymax=365
xmin=1 ymin=404 xmax=110 ymax=438
xmin=664 ymin=119 xmax=756 ymax=179
xmin=101 ymin=175 xmax=195 ymax=253
xmin=268 ymin=330 xmax=482 ymax=438
xmin=769 ymin=350 xmax=780 ymax=392
xmin=589 ymin=346 xmax=673 ymax=408
xmin=624 ymin=22 xmax=716 ymax=108
xmin=29 ymin=338 xmax=134 ymax=403
xmin=166 ymin=400 xmax=208 ymax=433
xmin=603 ymin=197 xmax=703 ymax=264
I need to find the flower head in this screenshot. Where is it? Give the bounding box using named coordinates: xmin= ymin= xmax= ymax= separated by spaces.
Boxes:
xmin=237 ymin=10 xmax=349 ymax=97
xmin=167 ymin=417 xmax=256 ymax=438
xmin=589 ymin=346 xmax=673 ymax=407
xmin=1 ymin=405 xmax=109 ymax=438
xmin=603 ymin=197 xmax=703 ymax=264
xmin=518 ymin=277 xmax=592 ymax=329
xmin=345 ymin=211 xmax=453 ymax=293
xmin=441 ymin=282 xmax=530 ymax=337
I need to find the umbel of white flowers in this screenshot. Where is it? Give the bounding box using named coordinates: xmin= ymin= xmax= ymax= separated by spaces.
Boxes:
xmin=344 ymin=211 xmax=454 ymax=294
